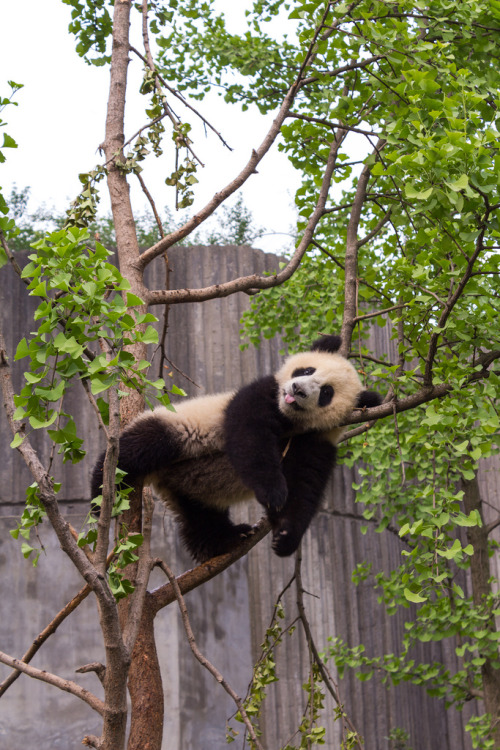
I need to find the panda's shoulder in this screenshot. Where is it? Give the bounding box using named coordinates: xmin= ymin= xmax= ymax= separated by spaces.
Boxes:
xmin=225 ymin=375 xmax=290 ymax=429
xmin=227 ymin=375 xmax=278 ymax=408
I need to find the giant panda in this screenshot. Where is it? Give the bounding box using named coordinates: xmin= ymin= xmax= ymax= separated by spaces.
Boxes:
xmin=91 ymin=334 xmax=382 ymax=562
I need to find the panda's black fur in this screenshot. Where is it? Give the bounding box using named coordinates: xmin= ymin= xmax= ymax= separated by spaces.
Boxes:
xmin=91 ymin=335 xmax=381 ymax=562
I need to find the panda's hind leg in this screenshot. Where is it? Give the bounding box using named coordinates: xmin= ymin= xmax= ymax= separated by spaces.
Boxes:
xmin=174 ymin=493 xmax=253 ymax=563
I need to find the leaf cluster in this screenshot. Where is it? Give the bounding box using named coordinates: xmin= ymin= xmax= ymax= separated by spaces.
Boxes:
xmin=62 ymin=0 xmax=113 ymax=65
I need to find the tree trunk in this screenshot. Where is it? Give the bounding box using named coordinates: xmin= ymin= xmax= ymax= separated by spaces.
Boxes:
xmin=127 ymin=598 xmax=164 ymax=750
xmin=103 ymin=1 xmax=159 ymax=746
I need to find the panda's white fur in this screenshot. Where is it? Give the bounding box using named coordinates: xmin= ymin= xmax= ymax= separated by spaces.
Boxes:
xmin=91 ymin=334 xmax=381 ymax=562
xmin=133 ymin=392 xmax=233 ymax=458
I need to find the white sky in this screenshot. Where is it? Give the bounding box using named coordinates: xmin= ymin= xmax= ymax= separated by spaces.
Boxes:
xmin=0 ymin=1 xmax=301 ymax=252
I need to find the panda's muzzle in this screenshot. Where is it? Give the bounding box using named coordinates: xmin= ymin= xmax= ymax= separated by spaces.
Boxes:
xmin=292 ymin=382 xmax=307 ymax=399
xmin=283 ymin=383 xmax=307 ymax=410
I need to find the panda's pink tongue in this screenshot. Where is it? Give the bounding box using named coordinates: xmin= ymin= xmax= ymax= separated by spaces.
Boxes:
xmin=285 ymin=393 xmax=296 ymax=404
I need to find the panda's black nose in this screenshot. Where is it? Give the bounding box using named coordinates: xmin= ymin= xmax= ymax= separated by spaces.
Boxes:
xmin=292 ymin=382 xmax=306 ymax=398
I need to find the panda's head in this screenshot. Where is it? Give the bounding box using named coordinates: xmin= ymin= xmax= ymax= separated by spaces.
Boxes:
xmin=276 ymin=334 xmax=381 ymax=433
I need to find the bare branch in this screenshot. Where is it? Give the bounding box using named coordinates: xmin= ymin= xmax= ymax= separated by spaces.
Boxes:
xmin=0 ymin=583 xmax=91 ymax=696
xmin=0 ymin=650 xmax=105 ymax=715
xmin=300 ymin=54 xmax=386 ymax=87
xmin=485 ymin=515 xmax=500 ymax=536
xmin=136 ymin=172 xmax=165 ymax=239
xmin=352 ymin=303 xmax=406 ymax=323
xmin=122 ymin=488 xmax=156 ymax=652
xmin=76 ymin=663 xmax=107 ymax=685
xmin=356 ymin=206 xmax=393 ymax=248
xmin=286 ymin=110 xmax=379 ymax=138
xmin=0 ymin=544 xmax=117 ymax=698
xmin=94 ymin=382 xmax=120 ymax=575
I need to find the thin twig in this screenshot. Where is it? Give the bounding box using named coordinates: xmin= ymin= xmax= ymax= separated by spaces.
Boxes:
xmin=136 ymin=172 xmax=165 ymax=239
xmin=158 ymin=559 xmax=265 ymax=750
xmin=294 ymin=548 xmax=364 ymax=748
xmin=129 ymin=45 xmax=233 ymax=151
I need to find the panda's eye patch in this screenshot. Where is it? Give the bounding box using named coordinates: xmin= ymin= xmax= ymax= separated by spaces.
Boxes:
xmin=292 ymin=367 xmax=316 ymax=378
xmin=318 ymin=384 xmax=334 ymax=407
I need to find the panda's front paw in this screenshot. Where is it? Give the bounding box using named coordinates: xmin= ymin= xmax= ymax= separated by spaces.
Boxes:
xmin=255 ymin=477 xmax=288 ymax=512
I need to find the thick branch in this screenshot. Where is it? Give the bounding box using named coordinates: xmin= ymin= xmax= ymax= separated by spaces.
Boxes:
xmin=340 ymin=139 xmax=386 ymax=356
xmin=343 ymin=352 xmax=500 ymax=426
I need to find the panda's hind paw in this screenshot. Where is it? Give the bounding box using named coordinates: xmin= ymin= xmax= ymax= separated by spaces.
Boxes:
xmin=234 ymin=523 xmax=254 ymax=539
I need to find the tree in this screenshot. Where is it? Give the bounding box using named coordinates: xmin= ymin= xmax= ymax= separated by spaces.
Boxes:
xmin=0 ymin=1 xmax=499 ymax=749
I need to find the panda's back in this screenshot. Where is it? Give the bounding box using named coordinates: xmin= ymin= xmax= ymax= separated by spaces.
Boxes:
xmin=149 ymin=391 xmax=235 ymax=457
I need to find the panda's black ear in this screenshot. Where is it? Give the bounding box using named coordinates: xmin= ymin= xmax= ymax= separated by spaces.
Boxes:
xmin=311 ymin=334 xmax=342 ymax=354
xmin=356 ymin=390 xmax=383 ymax=409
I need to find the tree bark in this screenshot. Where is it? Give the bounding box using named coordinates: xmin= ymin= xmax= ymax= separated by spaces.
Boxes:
xmin=127 ymin=598 xmax=164 ymax=750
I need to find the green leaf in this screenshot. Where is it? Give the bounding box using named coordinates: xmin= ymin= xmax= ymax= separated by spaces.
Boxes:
xmin=404 ymin=588 xmax=427 ymax=604
xmin=21 ymin=542 xmax=35 ymax=558
xmin=2 ymin=133 xmax=17 ymax=148
xmin=405 ymin=185 xmax=433 ymax=201
xmin=10 ymin=432 xmax=25 ymax=449
xmin=14 ymin=338 xmax=29 ymax=360
xmin=139 ymin=325 xmax=159 ymax=344
xmin=29 ymin=412 xmax=58 ymax=429
xmin=446 ymin=174 xmax=469 ymax=192
xmin=126 ymin=292 xmax=145 ymax=307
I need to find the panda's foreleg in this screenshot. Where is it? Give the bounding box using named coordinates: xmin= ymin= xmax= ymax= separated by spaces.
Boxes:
xmin=173 ymin=493 xmax=253 ymax=563
xmin=224 ymin=375 xmax=292 ymax=513
xmin=269 ymin=435 xmax=337 ymax=557
xmin=91 ymin=414 xmax=182 ymax=502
